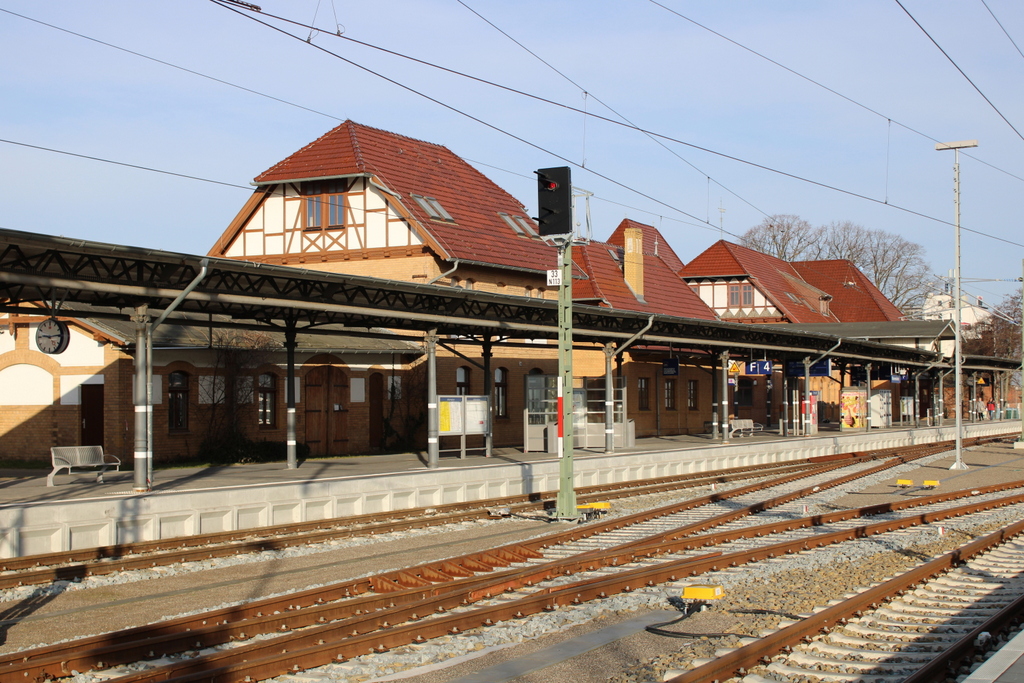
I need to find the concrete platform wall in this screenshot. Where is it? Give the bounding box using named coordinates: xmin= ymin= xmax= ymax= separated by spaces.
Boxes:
xmin=0 ymin=422 xmax=1011 ymax=558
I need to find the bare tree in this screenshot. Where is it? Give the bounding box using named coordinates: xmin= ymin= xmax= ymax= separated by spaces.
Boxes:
xmin=200 ymin=330 xmax=278 ymax=463
xmin=740 ymin=215 xmax=821 ymax=261
xmin=740 ymin=216 xmax=932 ymax=312
xmin=858 ymin=230 xmax=931 ymax=312
xmin=964 ymin=289 xmax=1022 ymax=361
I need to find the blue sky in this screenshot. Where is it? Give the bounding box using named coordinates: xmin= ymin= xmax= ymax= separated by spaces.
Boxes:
xmin=2 ymin=0 xmax=1023 ymax=305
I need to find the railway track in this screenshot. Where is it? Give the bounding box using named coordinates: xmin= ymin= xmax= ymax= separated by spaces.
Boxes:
xmin=0 ymin=438 xmax=1012 ymax=682
xmin=0 ymin=448 xmax=920 ymax=590
xmin=668 ymin=516 xmax=1024 ymax=683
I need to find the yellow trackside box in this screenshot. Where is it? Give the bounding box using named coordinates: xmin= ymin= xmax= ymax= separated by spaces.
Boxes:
xmin=897 ymin=479 xmax=914 ymax=488
xmin=577 ymin=502 xmax=611 ymax=510
xmin=924 ymin=480 xmax=939 ymax=488
xmin=682 ymin=585 xmax=724 ymax=601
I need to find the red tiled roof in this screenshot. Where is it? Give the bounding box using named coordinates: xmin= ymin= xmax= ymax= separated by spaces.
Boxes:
xmin=606 ymin=219 xmax=685 ymax=273
xmin=680 ymin=241 xmax=836 ymax=323
xmin=575 ymin=241 xmax=716 ymax=319
xmin=253 ymin=121 xmax=563 ymax=273
xmin=793 ymin=260 xmax=904 ymax=322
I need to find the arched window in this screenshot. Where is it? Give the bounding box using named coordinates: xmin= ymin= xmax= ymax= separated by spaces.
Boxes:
xmin=168 ymin=371 xmax=189 ymax=432
xmin=494 ymin=367 xmax=509 ymax=418
xmin=258 ymin=373 xmax=277 ymax=427
xmin=456 ymin=366 xmax=471 ymax=395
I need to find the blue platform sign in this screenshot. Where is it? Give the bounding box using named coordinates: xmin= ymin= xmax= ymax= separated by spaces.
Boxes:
xmin=662 ymin=358 xmax=679 ymax=376
xmin=746 ymin=360 xmax=773 ymax=375
xmin=786 ymin=359 xmax=832 ymax=377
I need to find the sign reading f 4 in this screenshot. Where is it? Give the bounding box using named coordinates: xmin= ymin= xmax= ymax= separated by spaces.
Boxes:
xmin=746 ymin=360 xmax=773 ymax=375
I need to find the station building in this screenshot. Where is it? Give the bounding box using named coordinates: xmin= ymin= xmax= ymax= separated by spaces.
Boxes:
xmin=2 ymin=120 xmax=1005 ymax=465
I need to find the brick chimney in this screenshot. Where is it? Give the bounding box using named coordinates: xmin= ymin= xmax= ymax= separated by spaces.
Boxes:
xmin=624 ymin=226 xmax=644 ymax=299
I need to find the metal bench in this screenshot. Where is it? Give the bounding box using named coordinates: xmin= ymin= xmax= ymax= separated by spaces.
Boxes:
xmin=48 ymin=446 xmax=121 ymax=487
xmin=728 ymin=419 xmax=764 ymax=438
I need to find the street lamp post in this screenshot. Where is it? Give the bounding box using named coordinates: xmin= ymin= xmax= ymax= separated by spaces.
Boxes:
xmin=936 ymin=139 xmax=978 ymax=470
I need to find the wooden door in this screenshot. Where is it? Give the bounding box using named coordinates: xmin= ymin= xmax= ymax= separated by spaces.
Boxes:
xmin=304 ymin=366 xmax=349 ymax=456
xmin=368 ymin=372 xmax=384 ymax=451
xmin=80 ymin=383 xmax=104 ymax=447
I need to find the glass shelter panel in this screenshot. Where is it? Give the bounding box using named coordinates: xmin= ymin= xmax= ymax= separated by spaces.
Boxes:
xmin=523 ymin=375 xmax=628 ymax=452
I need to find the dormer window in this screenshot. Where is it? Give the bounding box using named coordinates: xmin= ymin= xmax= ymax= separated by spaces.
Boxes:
xmin=729 ymin=284 xmax=753 ymax=307
xmin=411 ymin=195 xmax=455 ymax=222
xmin=302 ymin=179 xmax=349 ymax=231
xmin=498 ymin=212 xmax=538 ymax=238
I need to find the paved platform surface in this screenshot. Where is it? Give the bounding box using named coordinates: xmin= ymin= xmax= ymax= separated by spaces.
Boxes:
xmin=1 ymin=427 xmax=788 ymax=506
xmin=2 ymin=420 xmax=1019 ymax=508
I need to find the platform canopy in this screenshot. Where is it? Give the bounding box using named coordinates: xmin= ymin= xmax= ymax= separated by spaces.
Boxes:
xmin=0 ymin=227 xmax=953 ymax=366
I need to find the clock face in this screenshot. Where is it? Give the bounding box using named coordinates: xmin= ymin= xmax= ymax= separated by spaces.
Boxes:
xmin=36 ymin=318 xmax=70 ymax=354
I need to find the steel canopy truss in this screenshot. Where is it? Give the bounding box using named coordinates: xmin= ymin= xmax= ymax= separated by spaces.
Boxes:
xmin=0 ymin=228 xmax=945 ymax=367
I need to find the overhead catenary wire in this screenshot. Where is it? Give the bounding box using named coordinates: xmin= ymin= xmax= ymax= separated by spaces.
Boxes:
xmin=0 ymin=5 xmax=727 ymax=235
xmin=207 ymin=0 xmax=718 ymax=232
xmin=6 ymin=3 xmax=1023 ymax=252
xmin=0 ymin=137 xmax=252 ymax=191
xmin=207 ymin=0 xmax=1024 ymax=251
xmin=981 ymin=0 xmax=1024 ymax=62
xmin=894 ymin=0 xmax=1024 ymax=144
xmin=648 ymin=0 xmax=1024 ymax=187
xmin=0 ymin=7 xmax=342 ymax=124
xmin=456 ymin=0 xmax=773 ymax=222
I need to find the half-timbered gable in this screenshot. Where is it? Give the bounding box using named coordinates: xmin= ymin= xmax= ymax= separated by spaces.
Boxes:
xmin=680 ymin=240 xmax=905 ymax=325
xmin=211 ymin=177 xmax=430 ymax=265
xmin=680 ymin=241 xmax=839 ymax=324
xmin=209 ymin=121 xmax=561 ymax=289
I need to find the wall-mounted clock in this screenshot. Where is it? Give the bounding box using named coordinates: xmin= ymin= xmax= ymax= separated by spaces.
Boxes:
xmin=36 ymin=318 xmax=70 ymax=354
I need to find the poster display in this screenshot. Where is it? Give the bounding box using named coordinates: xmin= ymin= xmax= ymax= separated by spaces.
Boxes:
xmin=438 ymin=395 xmax=490 ymax=436
xmin=840 ymin=388 xmax=867 ymax=430
xmin=464 ymin=396 xmax=489 ymax=435
xmin=439 ymin=396 xmax=463 ymax=434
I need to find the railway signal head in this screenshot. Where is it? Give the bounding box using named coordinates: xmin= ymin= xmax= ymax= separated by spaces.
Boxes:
xmin=535 ymin=166 xmax=572 ymax=237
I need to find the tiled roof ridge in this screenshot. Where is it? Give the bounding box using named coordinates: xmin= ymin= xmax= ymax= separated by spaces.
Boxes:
xmin=255 ymin=120 xmax=459 ymax=184
xmin=723 ymin=240 xmax=793 ymax=270
xmin=792 ymin=258 xmax=904 ymax=320
xmin=347 ymin=120 xmax=367 ymax=171
xmin=254 ymin=121 xmax=348 ymax=182
xmin=575 ymin=245 xmax=610 ymax=304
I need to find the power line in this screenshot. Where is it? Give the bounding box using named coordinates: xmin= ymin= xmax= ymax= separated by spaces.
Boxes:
xmin=455 ymin=0 xmax=772 ymax=222
xmin=0 ymin=137 xmax=252 ymax=190
xmin=1 ymin=5 xmax=727 ymax=240
xmin=647 ymin=0 xmax=1024 ymax=187
xmin=208 ymin=0 xmax=720 ymax=232
xmin=0 ymin=7 xmax=342 ymax=124
xmin=207 ymin=1 xmax=1024 ymax=250
xmin=894 ymin=0 xmax=1024 ymax=144
xmin=981 ymin=0 xmax=1024 ymax=62
xmin=465 ymin=156 xmax=723 ymax=235
xmin=8 ymin=3 xmax=1024 ymax=252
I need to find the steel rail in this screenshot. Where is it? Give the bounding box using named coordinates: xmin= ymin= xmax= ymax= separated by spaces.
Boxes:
xmin=0 ymin=448 xmax=1005 ymax=682
xmin=102 ymin=486 xmax=1024 ymax=683
xmin=0 ymin=455 xmax=873 ymax=680
xmin=666 ymin=516 xmax=1024 ymax=683
xmin=0 ymin=459 xmax=833 ymax=587
xmin=903 ymin=584 xmax=1024 ymax=683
